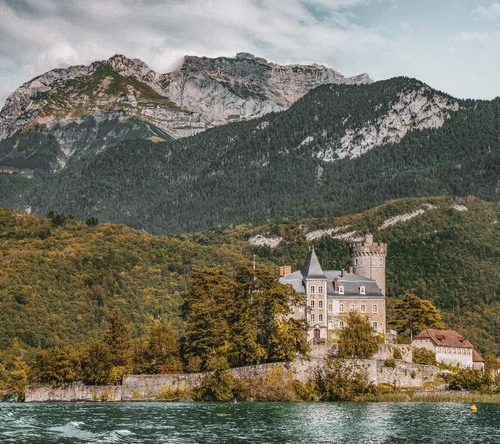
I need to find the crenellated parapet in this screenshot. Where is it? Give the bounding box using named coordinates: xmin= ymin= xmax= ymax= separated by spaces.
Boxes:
xmin=350 ymin=234 xmax=387 ymax=295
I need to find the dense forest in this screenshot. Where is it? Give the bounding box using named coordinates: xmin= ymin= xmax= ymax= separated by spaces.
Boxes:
xmin=0 ymin=195 xmax=498 ymax=398
xmin=1 ymin=77 xmax=498 ymax=233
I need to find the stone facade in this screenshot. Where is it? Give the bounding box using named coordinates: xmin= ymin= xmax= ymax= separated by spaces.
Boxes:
xmin=25 ymin=358 xmax=439 ymax=402
xmin=280 ymin=234 xmax=387 ymax=342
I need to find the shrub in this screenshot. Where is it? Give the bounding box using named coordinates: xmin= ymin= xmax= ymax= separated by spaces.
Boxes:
xmin=412 ymin=348 xmax=437 ymax=365
xmin=384 ymin=358 xmax=396 ymax=368
xmin=392 ymin=348 xmax=403 ymax=360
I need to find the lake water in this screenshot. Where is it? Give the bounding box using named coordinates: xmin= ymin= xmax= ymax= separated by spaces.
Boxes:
xmin=1 ymin=402 xmax=499 ymax=443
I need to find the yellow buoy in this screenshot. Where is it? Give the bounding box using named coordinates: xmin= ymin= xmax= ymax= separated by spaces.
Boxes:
xmin=470 ymin=404 xmax=478 ymax=412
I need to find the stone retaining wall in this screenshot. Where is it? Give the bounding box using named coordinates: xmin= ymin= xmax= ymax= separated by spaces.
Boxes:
xmin=25 ymin=358 xmax=439 ymax=402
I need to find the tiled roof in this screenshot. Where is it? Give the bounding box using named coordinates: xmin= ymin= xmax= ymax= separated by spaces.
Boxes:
xmin=414 ymin=329 xmax=474 ymax=349
xmin=472 ymin=348 xmax=484 ymax=363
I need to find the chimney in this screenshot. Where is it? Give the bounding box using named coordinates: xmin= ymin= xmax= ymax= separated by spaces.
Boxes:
xmin=349 ymin=266 xmax=353 ymax=274
xmin=341 ymin=268 xmax=344 ymax=278
xmin=333 ymin=278 xmax=339 ymax=292
xmin=279 ymin=265 xmax=291 ymax=277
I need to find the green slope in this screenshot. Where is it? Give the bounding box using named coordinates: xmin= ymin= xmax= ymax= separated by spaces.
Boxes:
xmin=19 ymin=77 xmax=499 ymax=233
xmin=0 ymin=195 xmax=498 ymax=356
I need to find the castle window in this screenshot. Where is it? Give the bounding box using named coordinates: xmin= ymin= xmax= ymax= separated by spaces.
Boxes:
xmin=373 ymin=321 xmax=378 ymax=331
xmin=318 ymin=286 xmax=323 ymax=294
xmin=339 ymin=303 xmax=344 ymax=313
xmin=328 ymin=321 xmax=333 ymax=329
xmin=339 ymin=321 xmax=345 ymax=329
xmin=354 ymin=258 xmax=358 ymax=266
xmin=310 ymin=285 xmax=315 ymax=294
xmin=349 ymin=304 xmax=355 ymax=312
xmin=328 ymin=303 xmax=333 ymax=312
xmin=319 ymin=314 xmax=323 ymax=322
xmin=372 ymin=304 xmax=378 ymax=313
xmin=318 ymin=300 xmax=323 ymax=309
xmin=360 ymin=286 xmax=365 ymax=295
xmin=360 ymin=304 xmax=366 ymax=313
xmin=310 ymin=314 xmax=315 ymax=322
xmin=310 ymin=300 xmax=315 ymax=309
xmin=339 ymin=286 xmax=344 ymax=295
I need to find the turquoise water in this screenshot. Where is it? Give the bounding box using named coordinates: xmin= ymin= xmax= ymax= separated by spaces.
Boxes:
xmin=0 ymin=402 xmax=499 ymax=443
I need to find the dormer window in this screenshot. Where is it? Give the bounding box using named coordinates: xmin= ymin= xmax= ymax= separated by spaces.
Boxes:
xmin=359 ymin=286 xmax=365 ymax=295
xmin=339 ymin=286 xmax=344 ymax=295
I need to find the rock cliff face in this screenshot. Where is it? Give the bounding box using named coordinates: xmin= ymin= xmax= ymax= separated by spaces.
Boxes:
xmin=0 ymin=53 xmax=371 ymax=143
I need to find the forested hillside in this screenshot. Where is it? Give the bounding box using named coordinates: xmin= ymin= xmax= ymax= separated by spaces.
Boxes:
xmin=6 ymin=77 xmax=496 ymax=233
xmin=0 ymin=195 xmax=498 ymax=358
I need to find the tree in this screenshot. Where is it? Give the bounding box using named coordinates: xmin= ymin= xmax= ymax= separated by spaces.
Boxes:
xmin=30 ymin=346 xmax=80 ymax=385
xmin=412 ymin=347 xmax=437 ymax=365
xmin=103 ymin=308 xmax=132 ymax=368
xmin=337 ymin=312 xmax=379 ymax=359
xmin=182 ymin=267 xmax=235 ymax=371
xmin=389 ymin=291 xmax=446 ymax=341
xmin=143 ymin=321 xmax=182 ymax=373
xmin=81 ymin=341 xmax=113 ymax=385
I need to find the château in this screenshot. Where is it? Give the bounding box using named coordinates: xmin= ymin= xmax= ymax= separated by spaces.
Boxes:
xmin=279 ymin=234 xmax=387 ymax=343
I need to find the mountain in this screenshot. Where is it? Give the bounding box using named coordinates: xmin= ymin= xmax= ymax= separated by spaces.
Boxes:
xmin=10 ymin=76 xmax=497 ymax=233
xmin=0 ymin=196 xmax=498 ymax=355
xmin=0 ymin=53 xmax=370 ymax=173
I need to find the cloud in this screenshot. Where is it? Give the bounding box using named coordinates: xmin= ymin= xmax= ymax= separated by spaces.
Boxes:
xmin=0 ymin=0 xmax=386 ymax=105
xmin=453 ymin=31 xmax=500 ymax=46
xmin=0 ymin=0 xmax=499 ymax=103
xmin=474 ymin=2 xmax=500 ymax=20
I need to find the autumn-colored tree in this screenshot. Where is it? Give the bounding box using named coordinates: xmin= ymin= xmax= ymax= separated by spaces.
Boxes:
xmin=182 ymin=264 xmax=308 ymax=371
xmin=389 ymin=291 xmax=445 ymax=341
xmin=80 ymin=341 xmax=113 ymax=385
xmin=143 ymin=321 xmax=182 ymax=373
xmin=338 ymin=312 xmax=380 ymax=359
xmin=30 ymin=346 xmax=80 ymax=385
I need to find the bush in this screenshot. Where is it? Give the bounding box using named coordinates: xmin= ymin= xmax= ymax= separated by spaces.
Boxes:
xmin=445 ymin=368 xmax=487 ymax=391
xmin=412 ymin=348 xmax=437 ymax=365
xmin=315 ymin=357 xmax=377 ymax=401
xmin=392 ymin=348 xmax=403 ymax=360
xmin=384 ymin=358 xmax=396 ymax=368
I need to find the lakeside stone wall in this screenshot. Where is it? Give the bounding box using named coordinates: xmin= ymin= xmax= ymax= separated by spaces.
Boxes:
xmin=25 ymin=357 xmax=439 ymax=402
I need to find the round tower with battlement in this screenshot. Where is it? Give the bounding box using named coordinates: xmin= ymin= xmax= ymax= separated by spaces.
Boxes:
xmin=350 ymin=234 xmax=387 ymax=295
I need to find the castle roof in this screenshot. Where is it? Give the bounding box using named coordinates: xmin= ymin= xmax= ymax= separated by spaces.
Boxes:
xmin=414 ymin=329 xmax=474 ymax=349
xmin=301 ymin=248 xmax=326 ymax=280
xmin=279 ymin=269 xmax=383 ymax=297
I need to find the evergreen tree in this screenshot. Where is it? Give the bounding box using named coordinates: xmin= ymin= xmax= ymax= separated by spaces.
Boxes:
xmin=103 ymin=308 xmax=132 ymax=367
xmin=80 ymin=341 xmax=113 ymax=385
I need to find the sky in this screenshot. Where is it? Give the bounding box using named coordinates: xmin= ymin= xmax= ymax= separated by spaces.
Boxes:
xmin=0 ymin=0 xmax=499 ymax=106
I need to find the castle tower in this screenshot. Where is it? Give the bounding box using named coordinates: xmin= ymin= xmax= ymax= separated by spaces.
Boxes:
xmin=350 ymin=234 xmax=387 ymax=295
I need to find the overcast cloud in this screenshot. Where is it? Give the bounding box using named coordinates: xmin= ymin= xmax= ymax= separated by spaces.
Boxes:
xmin=0 ymin=0 xmax=499 ymax=106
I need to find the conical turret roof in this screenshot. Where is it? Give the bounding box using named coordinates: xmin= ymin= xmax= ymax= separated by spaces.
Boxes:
xmin=301 ymin=247 xmax=326 ymax=279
